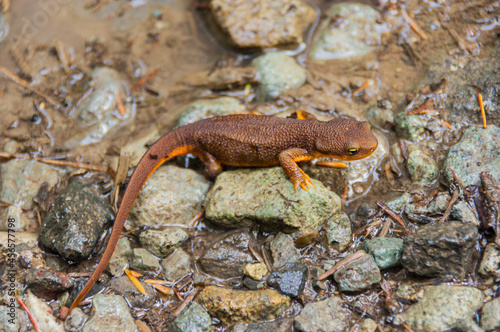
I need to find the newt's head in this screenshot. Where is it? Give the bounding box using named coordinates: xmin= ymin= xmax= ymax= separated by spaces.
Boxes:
xmin=316 ymin=119 xmax=378 ymax=161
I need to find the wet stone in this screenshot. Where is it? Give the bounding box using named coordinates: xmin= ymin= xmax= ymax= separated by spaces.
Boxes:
xmin=363 ymin=238 xmax=404 ymax=269
xmin=350 ymin=203 xmax=377 ymax=228
xmin=64 ymin=308 xmax=89 ymax=332
xmin=243 ymin=276 xmax=267 ymax=290
xmin=0 ymin=204 xmax=36 ymax=232
xmin=110 ymin=276 xmax=156 ymax=309
xmin=39 ymin=179 xmax=113 ymax=261
xmin=405 ymin=192 xmax=451 ymax=215
xmin=82 ymin=294 xmax=137 ymax=332
xmin=197 ymin=286 xmax=290 ymax=325
xmin=169 ymin=302 xmax=213 ymax=332
xmin=395 ymin=112 xmax=426 ymax=142
xmin=365 ymin=101 xmax=395 ymax=130
xmin=232 ymin=318 xmax=293 ymax=332
xmin=25 ymin=290 xmax=65 ymax=332
xmin=251 ymin=52 xmax=306 ymax=100
xmin=406 ymin=146 xmax=438 ymax=185
xmin=210 ymin=0 xmax=315 ymax=49
xmin=443 ymin=125 xmax=500 ymax=188
xmin=176 ymin=97 xmax=246 ymax=127
xmin=179 ymin=66 xmax=259 ymax=90
xmin=294 ymin=296 xmax=351 ymax=332
xmin=106 ymin=237 xmax=132 ymax=277
xmin=270 ymin=233 xmax=301 ymax=269
xmin=205 ymin=167 xmax=340 ymax=234
xmin=385 ymin=193 xmax=411 ymax=213
xmin=309 ymin=3 xmax=388 ymax=60
xmin=478 ymin=243 xmax=500 ymax=279
xmin=161 ymin=248 xmax=192 ymax=282
xmin=401 ymin=220 xmax=479 ymax=279
xmin=67 ymin=67 xmax=135 ymax=147
xmin=267 ymin=262 xmax=308 ymax=298
xmin=0 ymin=159 xmax=60 ymax=210
xmin=334 ymin=252 xmax=381 ymax=292
xmin=25 ymin=267 xmax=74 ymax=300
xmin=130 ymin=248 xmax=161 ymax=273
xmin=481 ymin=297 xmax=500 ymax=331
xmin=325 ymin=212 xmax=352 ymax=252
xmin=199 ymin=230 xmax=254 ymax=279
xmin=0 ymin=304 xmax=29 ymax=332
xmin=243 ymin=262 xmax=268 ymax=281
xmin=395 ymin=285 xmax=484 ymax=332
xmin=451 ymin=200 xmax=481 ymax=225
xmin=130 ymin=165 xmax=210 ymax=228
xmin=138 ymin=227 xmax=189 ymax=259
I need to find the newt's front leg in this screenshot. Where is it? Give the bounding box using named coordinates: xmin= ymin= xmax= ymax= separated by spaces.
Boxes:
xmin=278 ymin=148 xmax=315 ymax=191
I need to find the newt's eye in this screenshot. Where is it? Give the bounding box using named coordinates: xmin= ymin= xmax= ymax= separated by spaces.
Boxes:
xmin=347 ymin=148 xmax=359 ymax=155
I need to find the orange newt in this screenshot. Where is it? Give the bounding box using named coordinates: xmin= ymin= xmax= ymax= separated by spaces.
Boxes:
xmin=67 ymin=111 xmax=377 ymax=313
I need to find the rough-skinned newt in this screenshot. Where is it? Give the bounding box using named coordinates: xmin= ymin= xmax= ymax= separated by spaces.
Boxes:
xmin=67 ymin=111 xmax=378 ymax=313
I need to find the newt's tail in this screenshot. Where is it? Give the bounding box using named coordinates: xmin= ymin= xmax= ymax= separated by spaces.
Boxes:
xmin=68 ymin=130 xmax=192 ymax=313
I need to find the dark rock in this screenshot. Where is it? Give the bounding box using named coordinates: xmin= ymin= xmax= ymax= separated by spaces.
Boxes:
xmin=66 ymin=278 xmax=107 ymax=308
xmin=25 ymin=267 xmax=73 ymax=300
xmin=243 ymin=277 xmax=266 ymax=290
xmin=401 ymin=221 xmax=479 ymax=279
xmin=39 ymin=180 xmax=113 ymax=261
xmin=294 ymin=296 xmax=351 ymax=332
xmin=334 ymin=252 xmax=381 ymax=291
xmin=110 ymin=276 xmax=156 ymax=309
xmin=350 ymin=203 xmax=377 ymax=228
xmin=169 ymin=302 xmax=213 ymax=332
xmin=199 ymin=231 xmax=255 ymax=279
xmin=267 ymin=262 xmax=308 ymax=298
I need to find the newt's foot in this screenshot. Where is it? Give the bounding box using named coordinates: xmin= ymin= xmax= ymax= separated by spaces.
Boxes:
xmin=291 ymin=169 xmax=314 ymax=191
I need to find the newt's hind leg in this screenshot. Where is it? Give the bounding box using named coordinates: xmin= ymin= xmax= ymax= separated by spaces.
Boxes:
xmin=278 ymin=148 xmax=315 ymax=191
xmin=198 ymin=151 xmax=223 ymax=180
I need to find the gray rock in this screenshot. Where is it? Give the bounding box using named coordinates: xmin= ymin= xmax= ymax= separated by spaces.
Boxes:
xmin=309 ymin=3 xmax=388 ymax=60
xmin=169 ymin=302 xmax=213 ymax=332
xmin=270 ymin=233 xmax=301 ymax=269
xmin=161 ymin=249 xmax=192 ymax=282
xmin=176 ymin=97 xmax=246 ymax=127
xmin=251 ymin=52 xmax=306 ymax=100
xmin=210 ymin=0 xmax=315 ymax=49
xmin=405 ymin=192 xmax=451 ymax=215
xmin=25 ymin=290 xmax=65 ymax=332
xmin=334 ymin=252 xmax=381 ymax=292
xmin=64 ymin=308 xmax=89 ymax=332
xmin=25 ymin=267 xmax=74 ymax=299
xmin=138 ymin=227 xmax=189 ymax=259
xmin=130 ymin=248 xmax=161 ymax=273
xmin=0 ymin=160 xmax=60 ymax=210
xmin=0 ymin=304 xmax=28 ymax=332
xmin=39 ymin=180 xmax=113 ymax=261
xmin=205 ymin=167 xmax=340 ymax=234
xmin=67 ymin=67 xmax=135 ymax=147
xmin=199 ymin=231 xmax=254 ymax=279
xmin=443 ymin=125 xmax=500 ymax=188
xmin=294 ymin=296 xmax=351 ymax=332
xmin=110 ymin=276 xmax=156 ymax=309
xmin=350 ymin=203 xmax=377 ymax=228
xmin=197 ymin=286 xmax=290 ymax=325
xmin=481 ymin=297 xmax=500 ymax=331
xmin=82 ymin=294 xmax=137 ymax=332
xmin=130 ymin=165 xmax=210 ymax=228
xmin=365 ymin=101 xmax=395 ymax=130
xmin=395 ymin=112 xmax=426 ymax=142
xmin=363 ymin=238 xmax=404 ymax=269
xmin=106 ymin=237 xmax=132 ymax=277
xmin=479 ymin=243 xmax=500 ymax=279
xmin=325 ymin=212 xmax=352 ymax=252
xmin=267 ymin=262 xmax=308 ymax=298
xmin=232 ymin=318 xmax=293 ymax=332
xmin=406 ymin=146 xmax=438 ymax=185
xmin=451 ymin=200 xmax=481 ymax=225
xmin=385 ymin=193 xmax=411 ymax=213
xmin=401 ymin=221 xmax=479 ymax=279
xmin=0 ymin=204 xmax=37 ymax=233
xmin=395 ymin=285 xmax=484 ymax=332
